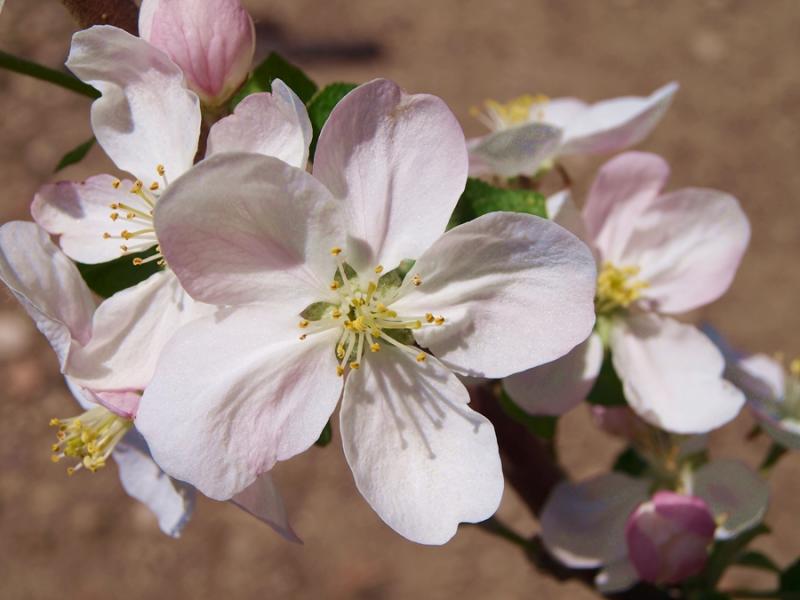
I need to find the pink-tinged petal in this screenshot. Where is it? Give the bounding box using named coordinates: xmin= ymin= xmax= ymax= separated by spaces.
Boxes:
xmin=206 ymin=80 xmax=312 ymax=168
xmin=467 ymin=122 xmax=563 ymax=178
xmin=31 ymin=175 xmax=145 ymax=264
xmin=625 ymin=492 xmax=715 ymax=585
xmin=540 ymin=97 xmax=588 ymax=129
xmin=67 ymin=270 xmax=215 ymax=391
xmin=596 ymin=558 xmax=640 ymax=594
xmin=155 ymin=152 xmax=341 ymax=308
xmin=140 ymin=0 xmax=254 ymax=106
xmin=136 ymin=306 xmax=343 ymax=500
xmin=503 ymin=333 xmax=603 ymax=416
xmin=67 ymin=26 xmax=200 ymax=183
xmin=610 ymin=314 xmax=745 ymax=434
xmin=313 ymin=79 xmax=468 ymax=272
xmin=626 ymin=188 xmax=750 ymax=313
xmin=546 ymin=190 xmax=590 ymax=244
xmin=89 ymin=390 xmax=141 ymax=419
xmin=391 ymin=212 xmax=597 ymax=378
xmin=561 ymin=82 xmax=678 ymax=155
xmin=113 ymin=428 xmax=196 ymax=538
xmin=582 ymin=152 xmax=670 ymax=262
xmin=692 ymin=459 xmax=769 ymax=540
xmin=0 ymin=222 xmax=95 ymax=368
xmin=732 ymin=353 xmax=785 ymax=404
xmin=232 ymin=473 xmax=301 ymax=543
xmin=340 ymin=348 xmax=502 ymax=545
xmin=540 ymin=472 xmax=649 ymax=569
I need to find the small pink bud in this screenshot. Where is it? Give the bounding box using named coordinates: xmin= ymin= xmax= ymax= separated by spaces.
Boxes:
xmin=139 ymin=0 xmax=255 ymax=106
xmin=625 ymin=491 xmax=716 ymax=585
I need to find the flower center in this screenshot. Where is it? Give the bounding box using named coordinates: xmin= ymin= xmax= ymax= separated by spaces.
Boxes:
xmin=595 ymin=261 xmax=648 ymax=315
xmin=299 ymin=247 xmax=445 ymax=376
xmin=103 ymin=164 xmax=169 ymax=267
xmin=470 ymin=94 xmax=549 ymax=131
xmin=50 ymin=406 xmax=133 ymax=474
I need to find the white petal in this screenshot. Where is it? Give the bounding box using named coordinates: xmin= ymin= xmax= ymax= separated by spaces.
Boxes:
xmin=136 ymin=306 xmax=343 ymax=500
xmin=391 ymin=212 xmax=597 ymax=378
xmin=540 ymin=97 xmax=588 ymax=129
xmin=545 ymin=189 xmax=590 ymax=244
xmin=113 ymin=428 xmax=196 ymax=538
xmin=560 ymin=82 xmax=678 ymax=155
xmin=31 ymin=175 xmax=144 ymax=264
xmin=610 ymin=314 xmax=745 ymax=434
xmin=0 ymin=222 xmax=95 ymax=368
xmin=67 ymin=270 xmax=215 ymax=391
xmin=340 ymin=349 xmax=502 ymax=545
xmin=540 ymin=472 xmax=649 ymax=568
xmin=503 ymin=333 xmax=603 ymax=416
xmin=467 ymin=122 xmax=563 ymax=178
xmin=596 ymin=558 xmax=640 ymax=594
xmin=733 ymin=353 xmax=785 ymax=402
xmin=67 ymin=26 xmax=200 ymax=182
xmin=313 ymin=79 xmax=468 ymax=272
xmin=624 ymin=188 xmax=750 ymax=314
xmin=232 ymin=473 xmax=300 ymax=543
xmin=691 ymin=459 xmax=769 ymax=541
xmin=206 ymin=80 xmax=312 ymax=169
xmin=155 ymin=152 xmax=342 ymax=307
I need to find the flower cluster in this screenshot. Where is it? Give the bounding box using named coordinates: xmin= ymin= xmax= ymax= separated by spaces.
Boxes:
xmin=0 ymin=0 xmax=794 ymax=597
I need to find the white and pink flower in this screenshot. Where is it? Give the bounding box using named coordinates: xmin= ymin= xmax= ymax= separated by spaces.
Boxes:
xmin=468 ymin=83 xmax=678 ymax=177
xmin=133 ymin=78 xmax=598 ymax=545
xmin=505 ymin=152 xmax=750 ymax=434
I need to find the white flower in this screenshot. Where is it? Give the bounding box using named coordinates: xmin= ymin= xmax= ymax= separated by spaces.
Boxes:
xmin=468 ymin=82 xmax=678 ymax=177
xmin=31 ymin=25 xmax=311 ymax=391
xmin=135 ymin=79 xmax=598 ymax=545
xmin=505 ymin=152 xmax=750 ymax=433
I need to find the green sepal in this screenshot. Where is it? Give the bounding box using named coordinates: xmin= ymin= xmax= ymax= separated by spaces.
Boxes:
xmin=781 ymin=558 xmax=800 ymax=592
xmin=231 ymin=52 xmax=317 ymax=108
xmin=55 ymin=137 xmax=95 ymax=172
xmin=736 ymin=551 xmax=781 ymax=573
xmin=499 ymin=390 xmax=558 ymax=439
xmin=77 ymin=247 xmax=161 ymax=298
xmin=612 ymin=446 xmax=649 ymax=477
xmin=307 ymin=82 xmax=357 ymax=159
xmin=586 ymin=351 xmax=627 ymax=407
xmin=449 ymin=177 xmax=547 ymax=228
xmin=314 ymin=421 xmax=333 ymax=447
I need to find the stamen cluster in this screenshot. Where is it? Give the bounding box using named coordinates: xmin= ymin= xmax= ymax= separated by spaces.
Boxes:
xmin=50 ymin=406 xmax=133 ymax=474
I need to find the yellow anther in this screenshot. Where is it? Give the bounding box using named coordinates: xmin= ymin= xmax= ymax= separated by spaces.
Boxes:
xmin=299 ymin=334 xmax=307 ymax=340
xmin=156 ymin=164 xmax=166 ymax=176
xmin=385 ymin=310 xmax=398 ymax=318
xmin=332 ymin=308 xmax=342 ymax=319
xmin=482 ymin=94 xmax=549 ymax=127
xmin=131 ymin=180 xmax=143 ymax=193
xmin=330 ymin=281 xmax=340 ymax=290
xmin=336 ymin=366 xmax=345 ymax=377
xmin=111 ymin=179 xmax=121 ymax=189
xmin=109 ymin=203 xmax=119 ymax=209
xmin=299 ymin=320 xmax=310 ymax=328
xmin=120 ymin=245 xmax=129 ymax=253
xmin=344 ymin=320 xmax=353 ymax=330
xmin=370 ymin=343 xmax=381 ymax=352
xmin=149 ymin=181 xmax=160 ymax=191
xmin=416 ymin=352 xmax=427 ymax=363
xmin=791 ymin=358 xmax=800 ymax=377
xmin=336 ymin=344 xmax=346 ymax=359
xmin=376 ymin=303 xmax=388 ymax=313
xmin=425 ymin=313 xmax=434 ymax=323
xmin=352 ymin=316 xmax=367 ymax=332
xmin=367 ymin=281 xmax=377 ymax=295
xmin=352 ymin=298 xmax=364 ymax=307
xmin=51 ymin=454 xmax=61 ymax=463
xmin=350 ymin=361 xmax=360 ymax=370
xmin=412 ymin=320 xmax=422 ymax=329
xmin=434 ymin=316 xmax=446 ymax=326
xmin=412 ymin=274 xmax=422 ymax=287
xmin=330 ymin=247 xmax=342 ymax=256
xmin=121 ymin=230 xmax=132 ymax=240
xmin=132 ymin=258 xmax=143 ymax=266
xmin=126 ymin=212 xmax=136 ymax=220
xmin=110 ymin=212 xmax=119 ymax=221
xmin=66 ymin=467 xmax=76 ymax=476
xmin=370 ymin=327 xmax=381 ymax=337
xmin=596 ymin=262 xmax=648 ymax=315
xmin=374 ymin=265 xmax=384 ymax=274
xmin=49 ymin=418 xmax=60 ymax=427
xmin=102 ymin=232 xmax=111 ymax=239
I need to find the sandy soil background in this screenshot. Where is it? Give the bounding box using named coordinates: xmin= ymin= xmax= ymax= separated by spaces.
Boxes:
xmin=1 ymin=1 xmax=799 ymax=598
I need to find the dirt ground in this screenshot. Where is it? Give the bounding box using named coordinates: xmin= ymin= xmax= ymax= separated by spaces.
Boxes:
xmin=1 ymin=1 xmax=799 ymax=598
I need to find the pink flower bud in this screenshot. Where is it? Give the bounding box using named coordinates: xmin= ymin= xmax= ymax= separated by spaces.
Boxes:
xmin=139 ymin=0 xmax=255 ymax=106
xmin=625 ymin=491 xmax=716 ymax=585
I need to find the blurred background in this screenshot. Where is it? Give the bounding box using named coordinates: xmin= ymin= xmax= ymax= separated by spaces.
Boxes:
xmin=1 ymin=0 xmax=799 ymax=598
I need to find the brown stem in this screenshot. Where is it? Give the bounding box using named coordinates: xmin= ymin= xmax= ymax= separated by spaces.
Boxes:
xmin=61 ymin=0 xmax=139 ymax=35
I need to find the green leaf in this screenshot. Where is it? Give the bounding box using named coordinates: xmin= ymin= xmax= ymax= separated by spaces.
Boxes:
xmin=737 ymin=551 xmax=781 ymax=573
xmin=449 ymin=178 xmax=547 ymax=227
xmin=586 ymin=351 xmax=627 ymax=406
xmin=0 ymin=50 xmax=99 ymax=98
xmin=499 ymin=390 xmax=558 ymax=439
xmin=314 ymin=421 xmax=333 ymax=447
xmin=77 ymin=248 xmax=162 ymax=298
xmin=55 ymin=137 xmax=95 ymax=172
xmin=231 ymin=52 xmax=317 ymax=107
xmin=307 ymin=82 xmax=357 ymax=159
xmin=612 ymin=446 xmax=649 ymax=477
xmin=781 ymin=559 xmax=800 ymax=591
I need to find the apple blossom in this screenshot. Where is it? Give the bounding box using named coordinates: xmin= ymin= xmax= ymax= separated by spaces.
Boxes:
xmin=540 ymin=460 xmax=769 ymax=592
xmin=504 ymin=152 xmax=749 ymax=433
xmin=139 ymin=0 xmax=254 ymax=106
xmin=134 ymin=78 xmax=598 ymax=545
xmin=468 ymin=82 xmax=678 ymax=177
xmin=31 ymin=24 xmax=311 ymax=391
xmin=0 ymin=220 xmax=297 ymax=540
